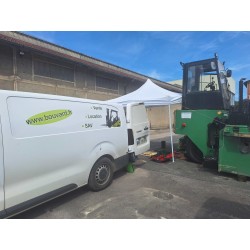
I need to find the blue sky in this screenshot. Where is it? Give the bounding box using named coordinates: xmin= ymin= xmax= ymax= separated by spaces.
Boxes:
xmin=24 ymin=31 xmax=250 ymax=99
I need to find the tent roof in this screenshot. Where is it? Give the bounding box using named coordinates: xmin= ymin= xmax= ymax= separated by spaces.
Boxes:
xmin=108 ymin=79 xmax=182 ymax=106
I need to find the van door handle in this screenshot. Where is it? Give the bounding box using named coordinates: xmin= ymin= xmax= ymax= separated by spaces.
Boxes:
xmin=144 ymin=126 xmax=149 ymax=130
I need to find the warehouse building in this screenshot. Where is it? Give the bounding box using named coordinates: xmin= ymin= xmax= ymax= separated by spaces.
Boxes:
xmin=0 ymin=31 xmax=182 ymax=129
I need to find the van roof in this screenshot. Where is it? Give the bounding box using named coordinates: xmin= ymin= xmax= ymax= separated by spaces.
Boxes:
xmin=0 ymin=90 xmax=119 ymax=106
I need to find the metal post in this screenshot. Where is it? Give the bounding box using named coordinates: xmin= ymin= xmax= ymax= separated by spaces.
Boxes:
xmin=168 ymin=105 xmax=175 ymax=162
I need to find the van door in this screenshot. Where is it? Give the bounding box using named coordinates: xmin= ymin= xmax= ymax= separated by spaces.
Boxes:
xmin=0 ymin=119 xmax=5 ymax=217
xmin=127 ymin=103 xmax=150 ymax=155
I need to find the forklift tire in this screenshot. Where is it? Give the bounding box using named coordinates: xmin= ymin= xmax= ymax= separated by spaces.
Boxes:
xmin=185 ymin=138 xmax=203 ymax=164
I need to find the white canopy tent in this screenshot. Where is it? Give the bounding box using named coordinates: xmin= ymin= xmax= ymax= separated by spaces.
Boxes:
xmin=108 ymin=79 xmax=182 ymax=162
xmin=108 ymin=79 xmax=181 ymax=106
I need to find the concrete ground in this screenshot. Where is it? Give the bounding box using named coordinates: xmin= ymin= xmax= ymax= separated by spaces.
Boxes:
xmin=14 ymin=130 xmax=250 ymax=219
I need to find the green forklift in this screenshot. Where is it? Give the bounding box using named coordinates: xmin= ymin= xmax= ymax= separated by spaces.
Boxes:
xmin=175 ymin=53 xmax=250 ymax=178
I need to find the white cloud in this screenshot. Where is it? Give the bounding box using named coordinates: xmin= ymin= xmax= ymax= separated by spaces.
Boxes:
xmin=23 ymin=31 xmax=57 ymax=44
xmin=149 ymin=31 xmax=194 ymax=48
xmin=218 ymin=32 xmax=241 ymax=43
xmin=148 ymin=69 xmax=161 ymax=79
xmin=198 ymin=41 xmax=218 ymax=52
xmin=173 ymin=33 xmax=193 ymax=47
xmin=230 ymin=63 xmax=250 ymax=71
xmin=123 ymin=43 xmax=145 ymax=56
xmin=146 ymin=69 xmax=176 ymax=82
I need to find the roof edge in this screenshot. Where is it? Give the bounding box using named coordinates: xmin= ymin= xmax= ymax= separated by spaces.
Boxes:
xmin=0 ymin=31 xmax=182 ymax=93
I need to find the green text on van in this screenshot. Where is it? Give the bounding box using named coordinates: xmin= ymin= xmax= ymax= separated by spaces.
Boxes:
xmin=26 ymin=110 xmax=72 ymax=125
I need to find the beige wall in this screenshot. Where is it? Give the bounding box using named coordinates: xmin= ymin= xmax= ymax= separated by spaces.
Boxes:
xmin=0 ymin=76 xmax=119 ymax=101
xmin=146 ymin=104 xmax=181 ymax=129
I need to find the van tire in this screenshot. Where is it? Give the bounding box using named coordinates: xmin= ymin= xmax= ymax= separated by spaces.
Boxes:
xmin=88 ymin=157 xmax=114 ymax=191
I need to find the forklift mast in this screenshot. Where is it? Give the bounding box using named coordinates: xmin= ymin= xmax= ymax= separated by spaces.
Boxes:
xmin=181 ymin=54 xmax=233 ymax=110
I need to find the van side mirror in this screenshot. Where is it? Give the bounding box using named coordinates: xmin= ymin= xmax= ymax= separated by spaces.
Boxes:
xmin=226 ymin=69 xmax=232 ymax=78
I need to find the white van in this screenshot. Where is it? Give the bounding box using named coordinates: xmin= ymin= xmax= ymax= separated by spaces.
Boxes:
xmin=0 ymin=90 xmax=150 ymax=218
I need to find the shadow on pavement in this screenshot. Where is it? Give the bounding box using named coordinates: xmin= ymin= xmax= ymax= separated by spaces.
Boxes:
xmin=195 ymin=197 xmax=250 ymax=219
xmin=13 ymin=185 xmax=89 ymax=219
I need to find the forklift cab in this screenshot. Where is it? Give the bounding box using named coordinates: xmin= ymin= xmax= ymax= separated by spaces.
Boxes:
xmin=175 ymin=54 xmax=235 ymax=164
xmin=181 ymin=54 xmax=234 ymax=110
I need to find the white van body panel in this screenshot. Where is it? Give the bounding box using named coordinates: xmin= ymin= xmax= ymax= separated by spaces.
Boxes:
xmin=127 ymin=103 xmax=150 ymax=155
xmin=0 ymin=119 xmax=4 ymax=214
xmin=0 ymin=91 xmax=128 ymax=209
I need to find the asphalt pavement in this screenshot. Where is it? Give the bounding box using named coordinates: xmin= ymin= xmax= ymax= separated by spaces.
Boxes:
xmin=13 ymin=129 xmax=250 ymax=219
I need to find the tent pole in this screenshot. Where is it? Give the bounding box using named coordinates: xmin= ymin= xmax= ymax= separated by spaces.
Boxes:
xmin=168 ymin=104 xmax=175 ymax=163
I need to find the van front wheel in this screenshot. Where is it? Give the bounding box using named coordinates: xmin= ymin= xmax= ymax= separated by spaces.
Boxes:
xmin=88 ymin=157 xmax=114 ymax=191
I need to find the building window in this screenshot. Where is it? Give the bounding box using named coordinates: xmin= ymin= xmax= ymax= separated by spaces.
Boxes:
xmin=0 ymin=44 xmax=13 ymax=75
xmin=34 ymin=60 xmax=74 ymax=82
xmin=96 ymin=76 xmax=118 ymax=91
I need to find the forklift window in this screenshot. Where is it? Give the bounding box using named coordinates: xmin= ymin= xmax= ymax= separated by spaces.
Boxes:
xmin=187 ymin=64 xmax=219 ymax=93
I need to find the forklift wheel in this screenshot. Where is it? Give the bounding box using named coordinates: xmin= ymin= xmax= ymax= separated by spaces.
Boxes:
xmin=185 ymin=138 xmax=203 ymax=164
